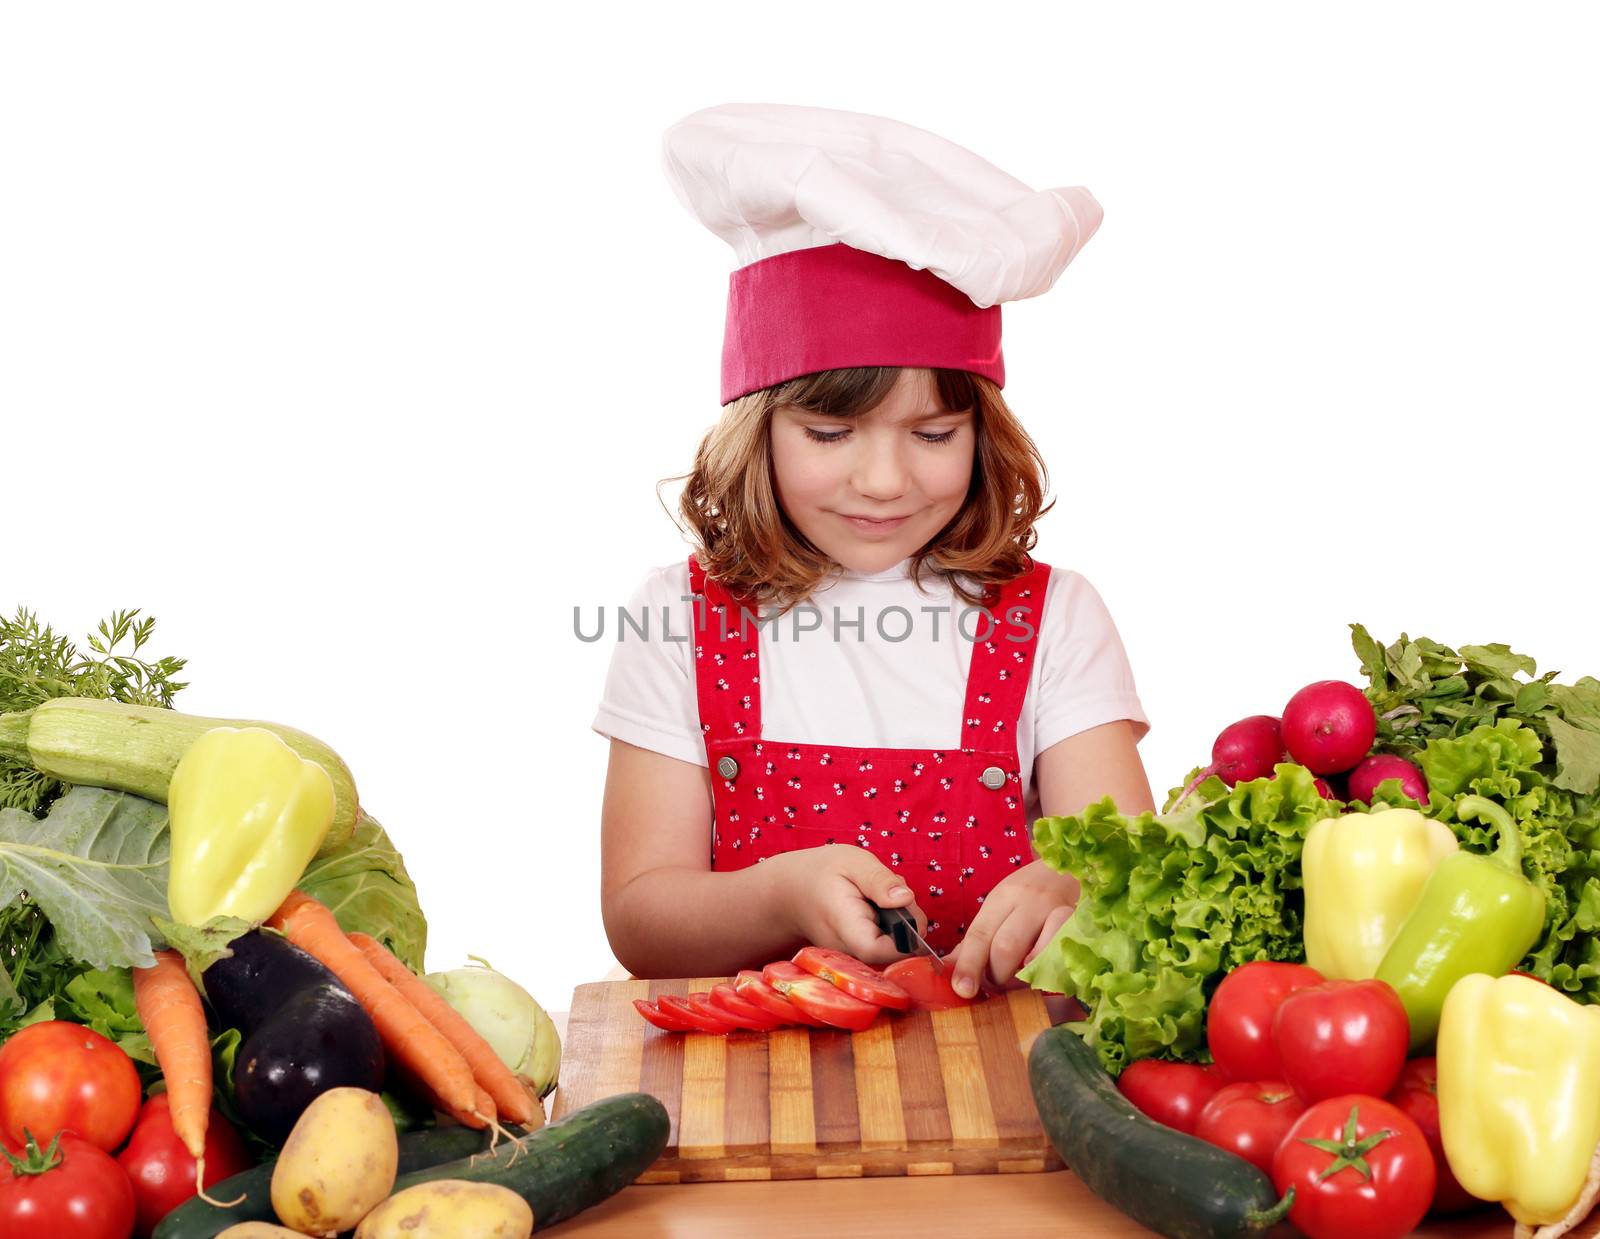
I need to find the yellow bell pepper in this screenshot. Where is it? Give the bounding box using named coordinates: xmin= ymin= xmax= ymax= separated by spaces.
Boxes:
xmin=1437 ymin=973 xmax=1600 ymax=1229
xmin=167 ymin=726 xmax=335 ymax=926
xmin=1302 ymin=805 xmax=1459 ymax=980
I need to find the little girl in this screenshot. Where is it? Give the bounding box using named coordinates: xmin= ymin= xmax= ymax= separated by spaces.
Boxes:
xmin=593 ymin=103 xmax=1155 ymax=1002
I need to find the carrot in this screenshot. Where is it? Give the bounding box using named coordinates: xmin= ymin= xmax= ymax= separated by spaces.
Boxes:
xmin=268 ymin=891 xmax=491 ymax=1129
xmin=134 ymin=950 xmax=211 ymax=1158
xmin=134 ymin=950 xmax=243 ymax=1207
xmin=350 ymin=932 xmax=537 ymax=1126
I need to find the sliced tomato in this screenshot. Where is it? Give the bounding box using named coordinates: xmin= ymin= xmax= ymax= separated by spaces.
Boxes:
xmin=764 ymin=962 xmax=882 ymax=1032
xmin=656 ymin=993 xmax=738 ymax=1034
xmin=794 ymin=946 xmax=911 ymax=1010
xmin=633 ymin=998 xmax=695 ymax=1033
xmin=736 ymin=970 xmax=828 ymax=1027
xmin=711 ymin=983 xmax=785 ymax=1030
xmin=687 ymin=991 xmax=762 ymax=1033
xmin=883 ymin=956 xmax=969 ymax=1011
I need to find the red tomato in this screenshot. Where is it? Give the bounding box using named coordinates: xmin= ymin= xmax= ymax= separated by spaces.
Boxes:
xmin=1193 ymin=1081 xmax=1306 ymax=1176
xmin=656 ymin=994 xmax=738 ymax=1034
xmin=734 ymin=971 xmax=827 ymax=1027
xmin=116 ymin=1095 xmax=252 ymax=1238
xmin=882 ymin=957 xmax=969 ymax=1012
xmin=0 ymin=1021 xmax=142 ymax=1152
xmin=1116 ymin=1061 xmax=1223 ymax=1135
xmin=633 ymin=999 xmax=694 ymax=1032
xmin=1272 ymin=1095 xmax=1435 ymax=1239
xmin=763 ymin=962 xmax=881 ymax=1032
xmin=710 ymin=984 xmax=785 ymax=1030
xmin=1272 ymin=980 xmax=1410 ymax=1104
xmin=0 ymin=1129 xmax=137 ymax=1239
xmin=793 ymin=947 xmax=911 ymax=1009
xmin=1206 ymin=961 xmax=1325 ymax=1082
xmin=687 ymin=992 xmax=764 ymax=1033
xmin=1386 ymin=1058 xmax=1482 ymax=1215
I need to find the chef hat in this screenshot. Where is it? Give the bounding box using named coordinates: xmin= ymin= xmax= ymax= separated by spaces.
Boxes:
xmin=660 ymin=102 xmax=1103 ymax=405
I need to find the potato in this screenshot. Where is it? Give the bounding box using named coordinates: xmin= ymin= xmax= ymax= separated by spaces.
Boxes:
xmin=217 ymin=1226 xmax=308 ymax=1238
xmin=270 ymin=1087 xmax=399 ymax=1237
xmin=355 ymin=1180 xmax=534 ymax=1239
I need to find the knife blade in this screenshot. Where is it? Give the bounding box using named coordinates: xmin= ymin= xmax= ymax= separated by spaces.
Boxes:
xmin=872 ymin=901 xmax=946 ymax=973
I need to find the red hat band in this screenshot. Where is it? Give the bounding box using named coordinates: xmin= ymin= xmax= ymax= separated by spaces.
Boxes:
xmin=720 ymin=242 xmax=1004 ymax=406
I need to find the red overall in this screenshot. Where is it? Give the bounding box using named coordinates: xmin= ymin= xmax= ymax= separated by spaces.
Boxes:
xmin=688 ymin=553 xmax=1052 ymax=955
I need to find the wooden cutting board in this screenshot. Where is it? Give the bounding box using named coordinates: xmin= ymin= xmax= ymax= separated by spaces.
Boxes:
xmin=551 ymin=977 xmax=1064 ymax=1183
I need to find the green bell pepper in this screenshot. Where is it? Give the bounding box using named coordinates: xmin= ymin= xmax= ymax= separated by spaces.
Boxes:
xmin=1375 ymin=795 xmax=1546 ymax=1050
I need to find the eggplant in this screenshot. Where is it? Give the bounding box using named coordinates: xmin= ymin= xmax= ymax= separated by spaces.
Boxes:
xmin=203 ymin=929 xmax=385 ymax=1144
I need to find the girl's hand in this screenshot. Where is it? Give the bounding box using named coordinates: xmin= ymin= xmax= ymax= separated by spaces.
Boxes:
xmin=945 ymin=861 xmax=1080 ymax=999
xmin=771 ymin=845 xmax=928 ymax=967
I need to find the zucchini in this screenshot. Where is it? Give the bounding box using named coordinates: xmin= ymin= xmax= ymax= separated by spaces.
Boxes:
xmin=0 ymin=697 xmax=357 ymax=853
xmin=1029 ymin=1025 xmax=1295 ymax=1239
xmin=153 ymin=1123 xmax=494 ymax=1239
xmin=388 ymin=1092 xmax=669 ymax=1230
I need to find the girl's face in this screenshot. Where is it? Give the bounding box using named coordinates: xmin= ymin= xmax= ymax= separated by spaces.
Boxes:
xmin=771 ymin=369 xmax=976 ymax=574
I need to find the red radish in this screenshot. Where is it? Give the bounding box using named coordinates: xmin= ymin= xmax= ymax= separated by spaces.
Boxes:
xmin=1281 ymin=681 xmax=1377 ymax=775
xmin=1175 ymin=715 xmax=1289 ymax=803
xmin=1347 ymin=754 xmax=1429 ymax=806
xmin=1313 ymin=778 xmax=1338 ymax=800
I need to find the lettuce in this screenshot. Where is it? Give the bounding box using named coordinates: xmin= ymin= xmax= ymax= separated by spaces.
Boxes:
xmin=1018 ymin=764 xmax=1332 ymax=1075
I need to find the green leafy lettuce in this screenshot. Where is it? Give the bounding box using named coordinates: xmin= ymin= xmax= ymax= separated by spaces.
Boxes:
xmin=1017 ymin=763 xmax=1333 ymax=1074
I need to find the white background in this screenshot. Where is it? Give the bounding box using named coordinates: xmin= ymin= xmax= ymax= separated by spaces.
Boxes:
xmin=3 ymin=3 xmax=1597 ymax=1017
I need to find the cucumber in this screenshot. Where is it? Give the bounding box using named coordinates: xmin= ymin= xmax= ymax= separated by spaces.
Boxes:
xmin=153 ymin=1124 xmax=494 ymax=1239
xmin=1028 ymin=1026 xmax=1295 ymax=1239
xmin=389 ymin=1092 xmax=669 ymax=1230
xmin=0 ymin=697 xmax=358 ymax=853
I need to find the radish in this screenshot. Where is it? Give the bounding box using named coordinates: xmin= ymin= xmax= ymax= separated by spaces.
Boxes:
xmin=1314 ymin=777 xmax=1338 ymax=800
xmin=1347 ymin=753 xmax=1429 ymax=806
xmin=1175 ymin=715 xmax=1288 ymax=803
xmin=1281 ymin=680 xmax=1378 ymax=775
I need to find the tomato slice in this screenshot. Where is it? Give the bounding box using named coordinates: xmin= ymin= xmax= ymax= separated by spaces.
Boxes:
xmin=656 ymin=993 xmax=738 ymax=1034
xmin=883 ymin=956 xmax=969 ymax=1011
xmin=633 ymin=998 xmax=696 ymax=1032
xmin=794 ymin=946 xmax=911 ymax=1009
xmin=687 ymin=991 xmax=762 ymax=1033
xmin=764 ymin=962 xmax=883 ymax=1032
xmin=736 ymin=970 xmax=828 ymax=1027
xmin=711 ymin=983 xmax=785 ymax=1030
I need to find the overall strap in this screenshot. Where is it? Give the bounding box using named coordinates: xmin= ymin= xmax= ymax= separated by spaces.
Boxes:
xmin=958 ymin=561 xmax=1052 ymax=754
xmin=688 ymin=554 xmax=764 ymax=746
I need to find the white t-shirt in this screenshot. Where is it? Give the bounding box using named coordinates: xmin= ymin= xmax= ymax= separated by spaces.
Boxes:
xmin=590 ymin=556 xmax=1150 ymax=825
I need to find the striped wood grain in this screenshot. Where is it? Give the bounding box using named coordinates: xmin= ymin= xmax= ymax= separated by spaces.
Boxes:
xmin=552 ymin=977 xmax=1063 ymax=1182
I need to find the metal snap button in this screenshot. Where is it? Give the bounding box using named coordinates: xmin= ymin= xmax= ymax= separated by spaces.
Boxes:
xmin=716 ymin=756 xmax=740 ymax=780
xmin=979 ymin=766 xmax=1006 ymax=790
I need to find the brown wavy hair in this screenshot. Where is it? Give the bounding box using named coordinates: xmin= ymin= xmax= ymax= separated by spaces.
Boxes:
xmin=658 ymin=366 xmax=1054 ymax=615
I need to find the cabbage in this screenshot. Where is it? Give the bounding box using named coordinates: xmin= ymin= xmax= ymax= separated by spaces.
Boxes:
xmin=423 ymin=961 xmax=561 ymax=1098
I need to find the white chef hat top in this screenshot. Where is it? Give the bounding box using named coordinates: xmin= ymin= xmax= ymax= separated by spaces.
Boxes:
xmin=659 ymin=102 xmax=1103 ymax=311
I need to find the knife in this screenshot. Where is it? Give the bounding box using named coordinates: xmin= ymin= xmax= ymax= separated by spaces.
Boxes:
xmin=872 ymin=901 xmax=946 ymax=973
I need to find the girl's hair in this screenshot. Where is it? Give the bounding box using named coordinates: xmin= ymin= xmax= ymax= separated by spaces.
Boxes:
xmin=658 ymin=366 xmax=1054 ymax=614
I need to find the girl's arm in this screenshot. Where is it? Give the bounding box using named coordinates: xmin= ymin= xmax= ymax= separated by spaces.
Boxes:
xmin=945 ymin=719 xmax=1155 ymax=997
xmin=600 ymin=738 xmax=924 ymax=978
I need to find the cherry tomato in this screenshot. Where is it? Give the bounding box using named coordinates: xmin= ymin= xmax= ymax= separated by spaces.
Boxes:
xmin=116 ymin=1095 xmax=252 ymax=1238
xmin=793 ymin=947 xmax=911 ymax=1009
xmin=1386 ymin=1058 xmax=1483 ymax=1215
xmin=633 ymin=999 xmax=696 ymax=1033
xmin=656 ymin=994 xmax=739 ymax=1034
xmin=1272 ymin=1095 xmax=1435 ymax=1239
xmin=882 ymin=957 xmax=969 ymax=1012
xmin=1272 ymin=979 xmax=1410 ymax=1104
xmin=710 ymin=984 xmax=785 ymax=1030
xmin=0 ymin=1129 xmax=137 ymax=1239
xmin=1205 ymin=961 xmax=1325 ymax=1081
xmin=734 ymin=971 xmax=827 ymax=1027
xmin=1115 ymin=1060 xmax=1224 ymax=1135
xmin=0 ymin=1021 xmax=142 ymax=1152
xmin=1193 ymin=1080 xmax=1306 ymax=1176
xmin=763 ymin=962 xmax=882 ymax=1031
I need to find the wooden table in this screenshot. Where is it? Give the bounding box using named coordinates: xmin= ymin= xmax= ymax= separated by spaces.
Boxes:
xmin=546 ymin=1007 xmax=1514 ymax=1239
